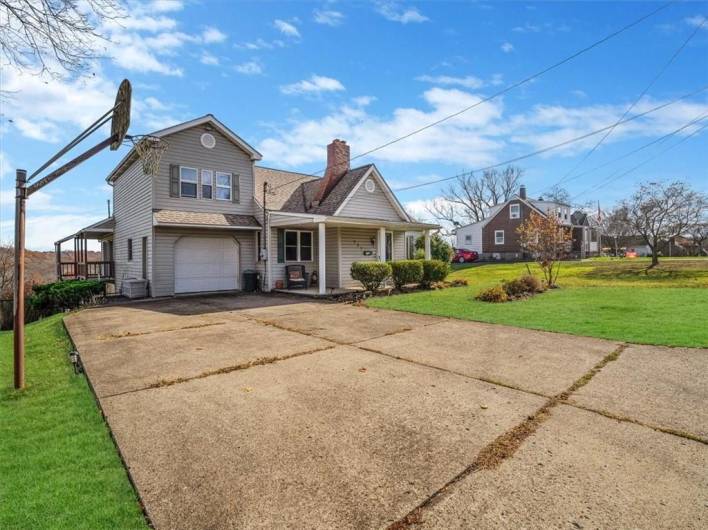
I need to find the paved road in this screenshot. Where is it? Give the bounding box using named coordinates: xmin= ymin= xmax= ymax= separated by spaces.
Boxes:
xmin=65 ymin=294 xmax=708 ymax=529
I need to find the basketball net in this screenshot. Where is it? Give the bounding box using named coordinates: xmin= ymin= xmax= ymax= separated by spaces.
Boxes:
xmin=131 ymin=135 xmax=167 ymax=175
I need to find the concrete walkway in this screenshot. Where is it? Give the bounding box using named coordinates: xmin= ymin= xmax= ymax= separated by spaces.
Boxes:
xmin=64 ymin=294 xmax=708 ymax=529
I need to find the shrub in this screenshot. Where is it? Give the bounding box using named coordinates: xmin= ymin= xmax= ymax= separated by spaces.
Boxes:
xmin=520 ymin=274 xmax=544 ymax=293
xmin=475 ymin=284 xmax=508 ymax=303
xmin=420 ymin=259 xmax=450 ymax=287
xmin=30 ymin=279 xmax=105 ymax=316
xmin=414 ymin=233 xmax=453 ymax=262
xmin=390 ymin=260 xmax=424 ymax=289
xmin=502 ymin=278 xmax=528 ymax=297
xmin=350 ymin=261 xmax=391 ymax=292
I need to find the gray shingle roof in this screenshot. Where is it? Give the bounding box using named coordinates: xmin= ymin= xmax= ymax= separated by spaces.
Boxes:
xmin=153 ymin=210 xmax=260 ymax=228
xmin=255 ymin=164 xmax=373 ymax=215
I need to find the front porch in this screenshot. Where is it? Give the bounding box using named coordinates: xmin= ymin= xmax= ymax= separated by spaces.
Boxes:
xmin=55 ymin=217 xmax=115 ymax=281
xmin=272 ymin=286 xmax=362 ymax=298
xmin=265 ymin=212 xmax=436 ymax=295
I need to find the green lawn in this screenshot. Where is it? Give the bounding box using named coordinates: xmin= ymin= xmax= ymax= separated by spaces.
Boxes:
xmin=0 ymin=315 xmax=147 ymax=530
xmin=368 ymin=258 xmax=708 ymax=347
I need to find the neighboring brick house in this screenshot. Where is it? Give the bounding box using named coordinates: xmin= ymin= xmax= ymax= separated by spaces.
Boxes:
xmin=454 ymin=185 xmax=598 ymax=261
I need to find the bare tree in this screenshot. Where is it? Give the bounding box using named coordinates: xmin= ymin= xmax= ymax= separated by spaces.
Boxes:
xmin=624 ymin=181 xmax=707 ymax=267
xmin=426 ymin=166 xmax=522 ymax=231
xmin=0 ymin=243 xmax=13 ymax=299
xmin=0 ymin=0 xmax=122 ymax=77
xmin=601 ymin=205 xmax=632 ymax=257
xmin=542 ymin=185 xmax=571 ymax=205
xmin=686 ymin=221 xmax=708 ymax=256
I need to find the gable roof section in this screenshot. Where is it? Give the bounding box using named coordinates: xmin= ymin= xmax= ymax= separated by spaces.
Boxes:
xmin=108 ymin=114 xmax=262 ymax=183
xmin=333 ymin=165 xmax=411 ymax=222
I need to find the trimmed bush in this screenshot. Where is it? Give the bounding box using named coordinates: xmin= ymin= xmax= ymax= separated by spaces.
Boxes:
xmin=475 ymin=284 xmax=508 ymax=303
xmin=350 ymin=261 xmax=392 ymax=292
xmin=390 ymin=260 xmax=424 ymax=289
xmin=520 ymin=274 xmax=544 ymax=293
xmin=420 ymin=259 xmax=450 ymax=287
xmin=30 ymin=279 xmax=105 ymax=316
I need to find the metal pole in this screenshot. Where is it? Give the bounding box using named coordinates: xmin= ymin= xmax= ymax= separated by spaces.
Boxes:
xmin=262 ymin=182 xmax=268 ymax=290
xmin=13 ymin=169 xmax=27 ymax=390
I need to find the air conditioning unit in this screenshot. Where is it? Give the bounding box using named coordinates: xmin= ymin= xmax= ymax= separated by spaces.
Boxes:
xmin=123 ymin=278 xmax=148 ymax=299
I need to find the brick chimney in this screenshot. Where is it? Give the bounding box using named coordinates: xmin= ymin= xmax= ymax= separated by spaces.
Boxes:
xmin=519 ymin=184 xmax=527 ymax=200
xmin=313 ymin=139 xmax=350 ymax=206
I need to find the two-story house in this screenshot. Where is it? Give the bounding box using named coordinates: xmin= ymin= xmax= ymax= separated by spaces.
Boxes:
xmin=453 ymin=185 xmax=586 ymax=261
xmin=54 ymin=115 xmax=438 ymax=297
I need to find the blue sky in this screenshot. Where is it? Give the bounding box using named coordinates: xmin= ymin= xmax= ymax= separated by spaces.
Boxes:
xmin=1 ymin=0 xmax=707 ymax=249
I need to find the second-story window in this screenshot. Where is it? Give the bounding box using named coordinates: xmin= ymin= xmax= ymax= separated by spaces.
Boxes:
xmin=180 ymin=167 xmax=198 ymax=198
xmin=201 ymin=170 xmax=213 ymax=199
xmin=215 ymin=172 xmax=232 ymax=200
xmin=510 ymin=204 xmax=520 ymax=219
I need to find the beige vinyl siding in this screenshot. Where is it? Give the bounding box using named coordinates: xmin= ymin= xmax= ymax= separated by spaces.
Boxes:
xmin=325 ymin=227 xmax=339 ymax=288
xmin=153 ymin=126 xmax=255 ymax=215
xmin=113 ymin=160 xmax=152 ymax=293
xmin=393 ymin=231 xmax=406 ymax=260
xmin=269 ymin=226 xmax=321 ymax=288
xmin=339 ymin=227 xmax=379 ymax=288
xmin=338 ymin=180 xmax=405 ymax=222
xmin=152 ymin=228 xmax=257 ymax=297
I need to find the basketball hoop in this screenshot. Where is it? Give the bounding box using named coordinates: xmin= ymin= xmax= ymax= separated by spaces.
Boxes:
xmin=111 ymin=79 xmax=132 ymax=151
xmin=129 ymin=135 xmax=168 ymax=175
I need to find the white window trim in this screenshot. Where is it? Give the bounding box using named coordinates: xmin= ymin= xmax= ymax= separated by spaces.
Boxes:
xmin=200 ymin=169 xmax=213 ymax=200
xmin=284 ymin=229 xmax=313 ymax=262
xmin=464 ymin=234 xmax=472 ymax=243
xmin=495 ymin=230 xmax=505 ymax=245
xmin=215 ymin=171 xmax=232 ymax=201
xmin=510 ymin=204 xmax=520 ymax=219
xmin=179 ymin=166 xmax=198 ymax=198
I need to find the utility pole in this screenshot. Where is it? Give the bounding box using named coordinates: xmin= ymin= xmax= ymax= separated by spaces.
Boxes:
xmin=13 ymin=170 xmax=27 ymax=389
xmin=262 ymin=181 xmax=268 ymax=290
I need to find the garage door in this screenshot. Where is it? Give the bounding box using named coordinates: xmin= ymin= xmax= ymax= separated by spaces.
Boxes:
xmin=175 ymin=237 xmax=239 ymax=293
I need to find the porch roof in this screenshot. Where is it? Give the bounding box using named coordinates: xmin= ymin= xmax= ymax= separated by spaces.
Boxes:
xmin=269 ymin=211 xmax=439 ymax=231
xmin=54 ymin=217 xmax=115 ymax=245
xmin=153 ymin=209 xmax=261 ymax=230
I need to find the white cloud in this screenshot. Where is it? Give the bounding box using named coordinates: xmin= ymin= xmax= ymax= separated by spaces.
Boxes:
xmin=501 ymin=41 xmax=514 ymax=53
xmin=281 ymin=75 xmax=345 ymax=95
xmin=376 ymin=2 xmax=429 ymax=24
xmin=314 ymin=9 xmax=344 ymax=26
xmin=0 ymin=214 xmax=104 ymax=250
xmin=685 ymin=15 xmax=708 ymax=29
xmin=274 ymin=19 xmax=301 ymax=38
xmin=200 ymin=52 xmax=220 ymax=66
xmin=416 ymin=74 xmax=485 ymax=89
xmin=0 ymin=152 xmax=12 ymax=180
xmin=513 ymin=22 xmax=541 ymax=33
xmin=202 ymin=26 xmax=227 ymax=43
xmin=235 ymin=38 xmax=285 ymax=50
xmin=144 ymin=0 xmax=184 ymax=13
xmin=258 ymin=87 xmax=503 ymax=167
xmin=107 ymin=16 xmax=177 ymax=32
xmin=234 ymin=60 xmax=263 ymax=75
xmin=2 ymin=67 xmax=176 ymax=143
xmin=353 ymin=96 xmax=377 ymax=107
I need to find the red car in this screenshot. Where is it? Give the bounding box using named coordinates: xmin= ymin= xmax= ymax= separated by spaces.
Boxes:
xmin=453 ymin=248 xmax=479 ymax=263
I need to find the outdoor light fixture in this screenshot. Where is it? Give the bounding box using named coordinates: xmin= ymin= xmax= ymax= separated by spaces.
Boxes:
xmin=69 ymin=350 xmax=83 ymax=375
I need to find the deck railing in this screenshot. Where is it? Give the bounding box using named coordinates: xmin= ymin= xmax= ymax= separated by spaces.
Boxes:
xmin=59 ymin=261 xmax=114 ymax=281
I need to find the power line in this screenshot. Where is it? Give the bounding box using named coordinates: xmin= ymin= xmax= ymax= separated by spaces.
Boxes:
xmin=393 ymin=85 xmax=708 ymax=192
xmin=570 ymin=118 xmax=708 ymax=201
xmin=268 ymin=1 xmax=674 ymax=193
xmin=543 ymin=16 xmax=706 ymax=194
xmin=562 ymin=112 xmax=708 ymax=184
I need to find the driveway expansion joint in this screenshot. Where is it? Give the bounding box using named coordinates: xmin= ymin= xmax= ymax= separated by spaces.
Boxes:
xmin=387 ymin=343 xmax=631 ymax=529
xmin=101 ymin=344 xmax=337 ymax=398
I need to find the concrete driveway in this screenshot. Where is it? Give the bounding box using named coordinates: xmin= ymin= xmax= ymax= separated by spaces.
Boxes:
xmin=65 ymin=294 xmax=708 ymax=529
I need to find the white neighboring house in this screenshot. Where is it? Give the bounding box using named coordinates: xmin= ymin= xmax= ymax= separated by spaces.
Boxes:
xmin=54 ymin=115 xmax=439 ymax=296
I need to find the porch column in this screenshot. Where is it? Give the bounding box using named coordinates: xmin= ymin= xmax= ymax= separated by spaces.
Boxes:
xmin=378 ymin=227 xmax=386 ymax=262
xmin=424 ymin=230 xmax=432 ymax=260
xmin=55 ymin=242 xmax=61 ymax=280
xmin=318 ymin=222 xmax=326 ymax=295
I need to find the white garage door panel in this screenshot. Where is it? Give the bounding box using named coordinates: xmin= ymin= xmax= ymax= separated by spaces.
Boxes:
xmin=175 ymin=237 xmax=239 ymax=293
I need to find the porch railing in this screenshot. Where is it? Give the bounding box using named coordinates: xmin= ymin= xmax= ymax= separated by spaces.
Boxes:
xmin=59 ymin=261 xmax=114 ymax=281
